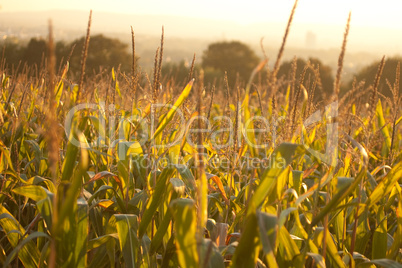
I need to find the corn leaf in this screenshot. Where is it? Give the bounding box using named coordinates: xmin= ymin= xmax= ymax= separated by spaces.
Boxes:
xmin=151 ymin=79 xmax=194 ymax=141
xmin=170 ymin=198 xmax=199 ymax=267
xmin=372 ymin=207 xmax=387 ymax=260
xmin=2 ymin=231 xmax=50 ymax=268
xmin=12 ymin=185 xmax=49 ymax=201
xmin=0 ymin=206 xmax=41 ymax=268
xmin=375 ymin=99 xmax=391 ymax=155
xmin=138 ymin=166 xmax=175 ymax=238
xmin=114 ymin=214 xmax=139 ymax=268
xmin=367 ymin=161 xmax=402 ymax=207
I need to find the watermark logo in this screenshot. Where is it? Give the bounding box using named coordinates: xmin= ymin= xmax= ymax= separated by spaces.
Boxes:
xmin=64 ymin=101 xmax=338 ymax=168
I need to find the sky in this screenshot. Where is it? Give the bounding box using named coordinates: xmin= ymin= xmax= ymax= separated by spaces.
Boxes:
xmin=1 ymin=0 xmax=402 ymax=29
xmin=1 ymin=0 xmax=402 ymax=56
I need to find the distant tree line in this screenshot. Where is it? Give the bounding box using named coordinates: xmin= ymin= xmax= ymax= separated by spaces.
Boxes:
xmin=1 ymin=34 xmax=134 ymax=78
xmin=1 ymin=36 xmax=401 ymax=100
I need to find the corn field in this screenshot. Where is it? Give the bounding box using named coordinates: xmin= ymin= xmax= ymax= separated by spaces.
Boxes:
xmin=0 ymin=2 xmax=402 ymax=268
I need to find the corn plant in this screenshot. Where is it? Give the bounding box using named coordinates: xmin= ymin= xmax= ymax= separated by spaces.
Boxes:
xmin=1 ymin=2 xmax=402 ymax=268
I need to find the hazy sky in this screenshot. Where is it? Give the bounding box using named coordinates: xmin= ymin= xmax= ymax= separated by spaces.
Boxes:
xmin=2 ymin=0 xmax=402 ymax=29
xmin=2 ymin=0 xmax=402 ymax=56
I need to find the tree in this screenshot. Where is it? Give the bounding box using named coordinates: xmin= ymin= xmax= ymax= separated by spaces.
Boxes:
xmin=22 ymin=38 xmax=47 ymax=67
xmin=277 ymin=57 xmax=334 ymax=100
xmin=1 ymin=39 xmax=24 ymax=69
xmin=202 ymin=41 xmax=260 ymax=86
xmin=345 ymin=57 xmax=402 ymax=100
xmin=67 ymin=34 xmax=134 ymax=76
xmin=162 ymin=60 xmax=198 ymax=86
xmin=1 ymin=38 xmax=65 ymax=72
xmin=1 ymin=35 xmax=137 ymax=79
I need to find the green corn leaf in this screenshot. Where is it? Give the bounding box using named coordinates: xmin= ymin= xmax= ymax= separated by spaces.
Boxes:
xmin=170 ymin=198 xmax=199 ymax=268
xmin=55 ymin=80 xmax=64 ymax=108
xmin=105 ymin=217 xmax=117 ymax=267
xmin=375 ymin=99 xmax=391 ymax=155
xmin=372 ymin=207 xmax=387 ymax=260
xmin=114 ymin=214 xmax=139 ymax=268
xmin=311 ymin=168 xmax=366 ymax=227
xmin=257 ymin=211 xmax=279 ymax=268
xmin=312 ymin=228 xmax=345 ymax=268
xmin=175 ymin=163 xmax=196 ymax=193
xmin=2 ymin=231 xmax=50 ymax=268
xmin=0 ymin=206 xmax=41 ymax=268
xmin=197 ymin=162 xmax=209 ymax=231
xmin=387 ymin=184 xmax=402 ymax=259
xmin=242 ymin=60 xmax=267 ymax=158
xmin=23 ymin=139 xmax=42 ymax=159
xmin=243 ymin=92 xmax=258 ymax=158
xmin=111 ymin=67 xmax=122 ymax=98
xmin=160 ymin=234 xmax=177 ymax=268
xmin=61 ymin=130 xmax=80 ymax=182
xmin=38 ymin=240 xmax=50 ymax=268
xmin=57 ymin=131 xmax=89 ymax=234
xmin=151 ymin=79 xmax=194 ymax=141
xmin=169 ymin=177 xmax=186 ymax=195
xmin=354 ymin=209 xmax=371 ymax=255
xmin=249 ymin=143 xmax=300 ymax=214
xmin=277 ymin=166 xmax=291 ymax=201
xmin=36 ymin=195 xmax=54 ymax=231
xmin=149 ymin=178 xmax=185 ymax=255
xmin=202 ymin=239 xmax=225 ymax=268
xmin=278 ymin=226 xmax=301 ymax=264
xmin=86 ymin=170 xmax=124 ymax=197
xmin=357 ymin=259 xmax=402 ymax=268
xmin=138 ymin=166 xmax=175 ymax=238
xmin=87 ymin=247 xmax=109 ymax=268
xmin=231 ymin=144 xmax=299 ymax=267
xmin=87 ymin=185 xmax=127 ymax=213
xmin=54 ymin=61 xmax=69 ymax=108
xmin=74 ymin=198 xmax=89 ymax=267
xmin=231 ymin=212 xmax=260 ymax=267
xmin=88 ymin=234 xmax=119 ymax=251
xmin=71 ymin=84 xmax=79 ymax=103
xmin=395 ymin=115 xmax=402 ymax=126
xmin=324 ymin=229 xmax=346 ymax=268
xmin=0 ymin=141 xmax=15 ymax=172
xmin=85 ymin=115 xmax=107 ymax=143
xmin=26 ymin=176 xmax=56 ymax=193
xmin=306 ymin=253 xmax=326 ymax=268
xmin=149 ymin=207 xmax=172 ymax=255
xmin=278 ymin=207 xmax=297 ymax=229
xmin=367 ymin=161 xmax=402 ymax=207
xmin=12 ymin=185 xmax=49 ymax=201
xmin=307 ymin=240 xmax=326 ymax=268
